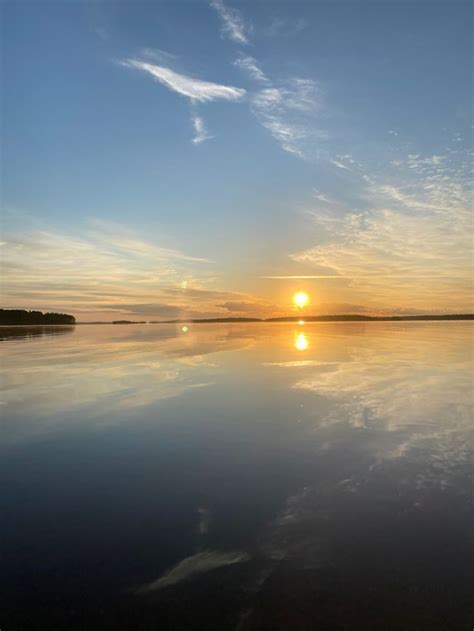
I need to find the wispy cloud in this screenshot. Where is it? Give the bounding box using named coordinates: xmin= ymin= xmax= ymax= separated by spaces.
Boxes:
xmin=216 ymin=297 xmax=279 ymax=318
xmin=0 ymin=220 xmax=278 ymax=320
xmin=123 ymin=4 xmax=322 ymax=158
xmin=287 ymin=148 xmax=473 ymax=312
xmin=122 ymin=59 xmax=246 ymax=103
xmin=291 ymin=207 xmax=472 ymax=310
xmin=209 ymin=0 xmax=251 ymax=45
xmin=263 ymin=17 xmax=308 ymax=38
xmin=1 ymin=221 xmax=211 ymax=317
xmin=191 ymin=114 xmax=213 ymax=144
xmin=252 ymin=79 xmax=323 ymax=157
xmin=233 ymin=54 xmax=269 ymax=83
xmin=140 ymin=47 xmax=179 ymax=64
xmin=331 ymin=159 xmax=351 ymax=171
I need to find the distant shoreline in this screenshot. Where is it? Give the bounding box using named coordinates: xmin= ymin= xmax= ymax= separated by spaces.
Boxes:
xmin=1 ymin=314 xmax=472 ymax=326
xmin=74 ymin=313 xmax=474 ymax=324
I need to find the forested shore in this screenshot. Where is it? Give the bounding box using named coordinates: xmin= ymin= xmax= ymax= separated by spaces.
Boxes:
xmin=0 ymin=309 xmax=75 ymax=325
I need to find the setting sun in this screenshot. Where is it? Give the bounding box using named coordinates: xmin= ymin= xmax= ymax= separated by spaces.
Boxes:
xmin=293 ymin=291 xmax=310 ymax=309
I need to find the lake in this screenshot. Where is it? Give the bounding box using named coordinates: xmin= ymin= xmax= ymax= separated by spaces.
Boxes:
xmin=1 ymin=322 xmax=472 ymax=630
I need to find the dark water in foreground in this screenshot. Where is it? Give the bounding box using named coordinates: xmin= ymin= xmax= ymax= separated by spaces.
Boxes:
xmin=1 ymin=323 xmax=473 ymax=630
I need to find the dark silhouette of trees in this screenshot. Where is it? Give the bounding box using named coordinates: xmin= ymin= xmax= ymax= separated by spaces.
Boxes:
xmin=266 ymin=314 xmax=473 ymax=322
xmin=0 ymin=309 xmax=75 ymax=325
xmin=112 ymin=320 xmax=146 ymax=324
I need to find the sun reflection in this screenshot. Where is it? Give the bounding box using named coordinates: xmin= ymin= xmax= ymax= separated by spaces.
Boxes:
xmin=295 ymin=332 xmax=309 ymax=351
xmin=181 ymin=325 xmax=189 ymax=333
xmin=298 ymin=319 xmax=305 ymax=325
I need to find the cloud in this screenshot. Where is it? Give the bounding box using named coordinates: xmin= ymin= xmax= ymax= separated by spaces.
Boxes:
xmin=233 ymin=55 xmax=269 ymax=83
xmin=331 ymin=159 xmax=351 ymax=171
xmin=122 ymin=12 xmax=321 ymax=159
xmin=191 ymin=115 xmax=213 ymax=144
xmin=217 ymin=301 xmax=259 ymax=312
xmin=1 ymin=220 xmax=281 ymax=320
xmin=206 ymin=1 xmax=321 ymax=159
xmin=100 ymin=303 xmax=183 ymax=318
xmin=209 ymin=0 xmax=251 ymax=45
xmin=251 ymin=79 xmax=323 ymax=158
xmin=140 ymin=48 xmax=178 ymax=64
xmin=0 ymin=221 xmax=215 ymax=317
xmin=291 ymin=208 xmax=472 ymax=309
xmin=122 ymin=59 xmax=245 ymax=144
xmin=288 ymin=148 xmax=473 ymax=312
xmin=122 ymin=59 xmax=245 ymax=103
xmin=264 ymin=17 xmax=308 ymax=38
xmin=259 ymin=119 xmax=306 ymax=157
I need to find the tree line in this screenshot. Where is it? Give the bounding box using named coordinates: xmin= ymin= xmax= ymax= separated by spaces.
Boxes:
xmin=0 ymin=309 xmax=76 ymax=325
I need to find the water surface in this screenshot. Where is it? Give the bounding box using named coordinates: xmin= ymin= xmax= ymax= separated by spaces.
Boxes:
xmin=1 ymin=323 xmax=472 ymax=630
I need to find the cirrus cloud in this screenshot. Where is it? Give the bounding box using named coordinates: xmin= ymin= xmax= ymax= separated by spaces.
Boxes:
xmin=122 ymin=59 xmax=246 ymax=103
xmin=209 ymin=0 xmax=251 ymax=45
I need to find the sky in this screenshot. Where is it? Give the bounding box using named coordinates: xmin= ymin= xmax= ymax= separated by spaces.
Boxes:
xmin=2 ymin=0 xmax=473 ymax=320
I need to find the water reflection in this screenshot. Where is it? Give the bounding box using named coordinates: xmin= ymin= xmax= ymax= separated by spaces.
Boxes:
xmin=1 ymin=322 xmax=472 ymax=630
xmin=294 ymin=331 xmax=309 ymax=351
xmin=0 ymin=325 xmax=75 ymax=342
xmin=1 ymin=323 xmax=260 ymax=443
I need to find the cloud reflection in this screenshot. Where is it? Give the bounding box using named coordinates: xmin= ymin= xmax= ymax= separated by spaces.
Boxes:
xmin=264 ymin=323 xmax=472 ymax=487
xmin=1 ymin=324 xmax=258 ymax=443
xmin=2 ymin=321 xmax=472 ymax=487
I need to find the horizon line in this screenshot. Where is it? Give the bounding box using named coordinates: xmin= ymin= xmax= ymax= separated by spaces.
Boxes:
xmin=260 ymin=275 xmax=474 ymax=279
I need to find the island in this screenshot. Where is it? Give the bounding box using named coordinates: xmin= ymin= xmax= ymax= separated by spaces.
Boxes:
xmin=112 ymin=320 xmax=147 ymax=324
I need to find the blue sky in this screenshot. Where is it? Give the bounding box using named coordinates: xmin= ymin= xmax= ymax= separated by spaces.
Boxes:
xmin=2 ymin=0 xmax=472 ymax=319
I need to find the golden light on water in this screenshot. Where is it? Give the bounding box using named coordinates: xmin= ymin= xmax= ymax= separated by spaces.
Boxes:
xmin=293 ymin=291 xmax=310 ymax=309
xmin=298 ymin=319 xmax=305 ymax=325
xmin=295 ymin=332 xmax=309 ymax=351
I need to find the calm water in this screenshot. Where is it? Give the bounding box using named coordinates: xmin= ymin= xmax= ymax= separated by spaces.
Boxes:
xmin=1 ymin=323 xmax=473 ymax=630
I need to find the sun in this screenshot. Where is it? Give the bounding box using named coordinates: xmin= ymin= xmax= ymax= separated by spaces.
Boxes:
xmin=293 ymin=291 xmax=310 ymax=309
